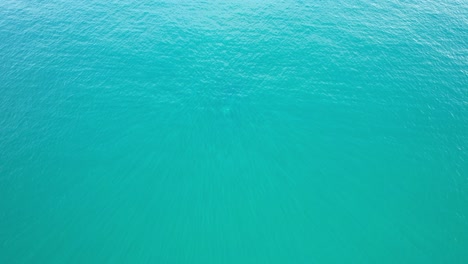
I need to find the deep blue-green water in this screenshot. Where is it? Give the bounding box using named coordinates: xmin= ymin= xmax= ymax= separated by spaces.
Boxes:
xmin=1 ymin=0 xmax=467 ymax=263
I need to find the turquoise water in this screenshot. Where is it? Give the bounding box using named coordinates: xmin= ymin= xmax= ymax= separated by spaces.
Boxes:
xmin=1 ymin=0 xmax=467 ymax=263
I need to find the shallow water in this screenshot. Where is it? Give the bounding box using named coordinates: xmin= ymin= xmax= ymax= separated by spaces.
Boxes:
xmin=1 ymin=0 xmax=467 ymax=263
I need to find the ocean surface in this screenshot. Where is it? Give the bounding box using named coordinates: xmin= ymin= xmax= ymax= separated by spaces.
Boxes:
xmin=1 ymin=0 xmax=467 ymax=263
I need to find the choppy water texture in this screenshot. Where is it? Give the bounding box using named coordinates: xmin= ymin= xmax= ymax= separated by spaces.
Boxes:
xmin=1 ymin=0 xmax=468 ymax=263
